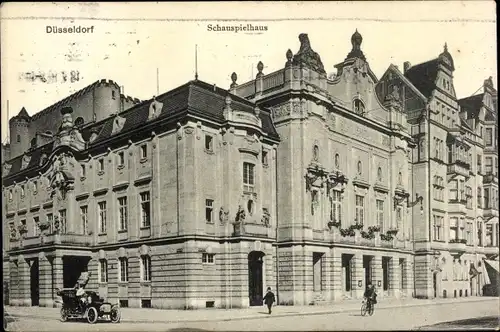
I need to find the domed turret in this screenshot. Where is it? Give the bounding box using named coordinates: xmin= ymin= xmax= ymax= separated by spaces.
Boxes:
xmin=438 ymin=42 xmax=455 ymax=71
xmin=346 ymin=29 xmax=366 ymax=61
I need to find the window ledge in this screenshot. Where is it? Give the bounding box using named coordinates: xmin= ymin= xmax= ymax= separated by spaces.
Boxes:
xmin=80 ymin=176 xmax=86 ymax=181
xmin=117 ymin=164 xmax=125 ymax=170
xmin=140 ymin=226 xmax=151 ymax=230
xmin=118 ymin=229 xmax=128 ymax=233
xmin=118 ymin=281 xmax=129 ymax=286
xmin=140 ymin=281 xmax=151 ymax=286
xmin=97 ymin=171 xmax=105 ymax=176
xmin=204 ymin=149 xmax=214 ymax=155
xmin=140 ymin=158 xmax=148 ymax=164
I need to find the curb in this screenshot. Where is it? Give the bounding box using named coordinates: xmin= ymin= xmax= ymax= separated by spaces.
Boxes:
xmin=7 ymin=298 xmax=498 ymax=324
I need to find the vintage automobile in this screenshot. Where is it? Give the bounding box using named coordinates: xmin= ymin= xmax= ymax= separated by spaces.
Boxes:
xmin=56 ymin=288 xmax=121 ymax=324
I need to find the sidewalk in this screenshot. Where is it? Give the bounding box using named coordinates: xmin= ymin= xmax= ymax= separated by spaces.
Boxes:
xmin=5 ymin=296 xmax=498 ymax=324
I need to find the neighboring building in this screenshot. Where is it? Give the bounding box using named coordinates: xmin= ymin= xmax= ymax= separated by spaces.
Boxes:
xmin=6 ymin=79 xmax=141 ymax=160
xmin=376 ymin=47 xmax=499 ymax=299
xmin=2 ymin=31 xmax=499 ymax=309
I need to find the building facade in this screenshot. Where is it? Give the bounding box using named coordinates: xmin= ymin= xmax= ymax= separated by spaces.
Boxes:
xmin=2 ymin=31 xmax=499 ymax=309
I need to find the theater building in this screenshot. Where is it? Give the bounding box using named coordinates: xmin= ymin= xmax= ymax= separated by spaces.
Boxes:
xmin=2 ymin=31 xmax=499 ymax=308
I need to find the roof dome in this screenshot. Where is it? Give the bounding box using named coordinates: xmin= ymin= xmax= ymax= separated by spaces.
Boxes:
xmin=351 ymin=29 xmax=363 ymax=49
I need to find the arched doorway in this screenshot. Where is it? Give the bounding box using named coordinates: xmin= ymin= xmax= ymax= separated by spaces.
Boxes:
xmin=248 ymin=251 xmax=265 ymax=306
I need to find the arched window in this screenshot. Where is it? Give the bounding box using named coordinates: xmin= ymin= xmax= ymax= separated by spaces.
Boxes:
xmin=398 ymin=172 xmax=403 ymax=185
xmin=313 ymin=145 xmax=319 ymax=161
xmin=334 ymin=153 xmax=340 ymax=169
xmin=377 ymin=167 xmax=383 ymax=182
xmin=357 ymin=161 xmax=362 ymax=175
xmin=75 ymin=117 xmax=84 ymax=127
xmin=353 ymin=99 xmax=365 ymax=116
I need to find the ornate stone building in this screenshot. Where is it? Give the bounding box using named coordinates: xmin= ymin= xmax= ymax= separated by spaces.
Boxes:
xmin=2 ymin=31 xmax=499 ymax=308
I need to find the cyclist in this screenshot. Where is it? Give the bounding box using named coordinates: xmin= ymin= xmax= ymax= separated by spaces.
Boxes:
xmin=363 ymin=282 xmax=377 ymax=311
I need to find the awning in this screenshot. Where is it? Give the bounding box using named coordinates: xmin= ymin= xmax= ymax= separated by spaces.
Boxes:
xmin=485 ymin=259 xmax=500 ymax=273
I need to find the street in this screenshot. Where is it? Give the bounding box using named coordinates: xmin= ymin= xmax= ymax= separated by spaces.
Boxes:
xmin=4 ymin=298 xmax=499 ymax=331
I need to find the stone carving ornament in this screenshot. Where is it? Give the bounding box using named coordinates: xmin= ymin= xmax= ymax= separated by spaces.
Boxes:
xmin=261 ymin=208 xmax=271 ymax=227
xmin=219 ymin=207 xmax=229 ymax=225
xmin=235 ymin=205 xmax=246 ymax=223
xmin=292 ymin=33 xmax=326 ymax=74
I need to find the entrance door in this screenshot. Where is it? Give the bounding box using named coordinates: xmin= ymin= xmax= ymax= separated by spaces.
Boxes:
xmin=30 ymin=259 xmax=40 ymax=306
xmin=248 ymin=251 xmax=264 ymax=306
xmin=363 ymin=256 xmax=373 ymax=287
xmin=63 ymin=256 xmax=90 ymax=288
xmin=313 ymin=253 xmax=323 ymax=292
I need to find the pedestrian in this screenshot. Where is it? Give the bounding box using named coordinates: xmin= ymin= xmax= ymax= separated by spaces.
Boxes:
xmin=263 ymin=287 xmax=276 ymax=314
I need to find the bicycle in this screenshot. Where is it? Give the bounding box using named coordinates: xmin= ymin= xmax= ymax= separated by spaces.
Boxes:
xmin=360 ymin=298 xmax=375 ymax=316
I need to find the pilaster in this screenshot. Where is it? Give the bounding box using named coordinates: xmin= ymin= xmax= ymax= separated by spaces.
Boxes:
xmin=351 ymin=254 xmax=364 ymax=299
xmin=372 ymin=256 xmax=383 ymax=298
xmin=51 ymin=256 xmax=64 ymax=307
xmin=331 ymin=249 xmax=342 ymax=301
xmin=38 ymin=253 xmax=53 ymax=307
xmin=17 ymin=255 xmax=30 ymax=306
xmin=388 ymin=257 xmax=401 ymax=298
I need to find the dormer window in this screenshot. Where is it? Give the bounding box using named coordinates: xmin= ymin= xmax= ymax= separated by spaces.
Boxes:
xmin=98 ymin=159 xmax=105 ymax=172
xmin=33 ymin=181 xmax=38 ymax=193
xmin=20 ymin=185 xmax=25 ymax=198
xmin=353 ymin=99 xmax=365 ymax=116
xmin=118 ymin=151 xmax=125 ymax=167
xmin=205 ymin=135 xmax=213 ymax=152
xmin=8 ymin=190 xmax=13 ymax=201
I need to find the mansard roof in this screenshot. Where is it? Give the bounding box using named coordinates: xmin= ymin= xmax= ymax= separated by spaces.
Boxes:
xmin=404 ymin=59 xmax=439 ymax=98
xmin=458 ymin=94 xmax=484 ymax=120
xmin=2 ymin=79 xmax=279 ymax=182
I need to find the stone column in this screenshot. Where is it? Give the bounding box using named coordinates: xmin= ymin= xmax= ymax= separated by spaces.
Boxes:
xmin=9 ymin=258 xmax=20 ymax=306
xmin=404 ymin=258 xmax=414 ymax=298
xmin=372 ymin=256 xmax=383 ymax=298
xmin=51 ymin=256 xmax=64 ymax=307
xmin=389 ymin=256 xmax=401 ymax=298
xmin=351 ymin=254 xmax=364 ymax=299
xmin=331 ymin=249 xmax=342 ymax=301
xmin=38 ymin=252 xmax=53 ymax=307
xmin=414 ymin=255 xmax=433 ymax=298
xmin=18 ymin=255 xmax=31 ymax=306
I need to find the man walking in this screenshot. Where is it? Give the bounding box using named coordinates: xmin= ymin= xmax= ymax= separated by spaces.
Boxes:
xmin=263 ymin=287 xmax=276 ymax=314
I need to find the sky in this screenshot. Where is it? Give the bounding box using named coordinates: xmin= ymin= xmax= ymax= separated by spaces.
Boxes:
xmin=0 ymin=1 xmax=497 ymax=143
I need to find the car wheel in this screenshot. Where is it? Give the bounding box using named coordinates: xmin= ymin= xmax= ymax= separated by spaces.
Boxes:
xmin=86 ymin=306 xmax=98 ymax=324
xmin=110 ymin=305 xmax=121 ymax=323
xmin=60 ymin=307 xmax=69 ymax=322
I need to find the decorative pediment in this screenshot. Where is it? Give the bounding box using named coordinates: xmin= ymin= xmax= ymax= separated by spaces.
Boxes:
xmin=3 ymin=163 xmax=12 ymax=176
xmin=148 ymin=98 xmax=163 ymax=120
xmin=21 ymin=155 xmax=31 ymax=170
xmin=112 ymin=115 xmax=126 ymax=134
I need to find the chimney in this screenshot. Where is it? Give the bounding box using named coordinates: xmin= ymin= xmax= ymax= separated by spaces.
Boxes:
xmin=403 ymin=62 xmax=411 ymax=74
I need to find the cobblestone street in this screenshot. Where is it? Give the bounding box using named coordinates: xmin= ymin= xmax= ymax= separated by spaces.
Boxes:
xmin=4 ymin=297 xmax=498 ymax=331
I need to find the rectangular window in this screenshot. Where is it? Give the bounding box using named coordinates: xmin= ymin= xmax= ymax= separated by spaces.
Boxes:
xmin=202 ymin=253 xmax=215 ymax=264
xmin=205 ymin=199 xmax=214 ymax=223
xmin=80 ymin=206 xmax=88 ymax=235
xmin=33 ymin=181 xmax=38 ymax=193
xmin=243 ymin=162 xmax=255 ymax=192
xmin=485 ymin=128 xmax=493 ymax=146
xmin=382 ymin=257 xmax=390 ymax=291
xmin=262 ymin=149 xmax=268 ymax=166
xmin=355 ymin=195 xmax=364 ymax=224
xmin=486 ymin=224 xmax=493 ymax=246
xmin=485 ymin=157 xmax=493 ymax=175
xmin=118 ymin=151 xmax=125 ymax=167
xmin=98 ymin=201 xmax=107 ymax=234
xmin=59 ymin=209 xmax=67 ymax=234
xmin=140 ymin=144 xmax=148 ymax=159
xmin=118 ymin=197 xmax=128 ymax=231
xmin=98 ymin=158 xmax=104 ymax=172
xmin=396 ymin=205 xmax=403 ymax=231
xmin=477 ymin=154 xmax=482 ymax=174
xmin=140 ymin=192 xmax=151 ymax=227
xmin=99 ymin=259 xmax=108 ymax=283
xmin=466 ymin=222 xmax=473 ymax=245
xmin=331 ymin=191 xmax=343 ymax=225
xmin=81 ymin=164 xmax=86 ymax=178
xmin=47 ymin=213 xmax=53 ymax=234
xmin=20 ymin=185 xmax=25 ymax=198
xmin=459 ymin=180 xmax=465 ymax=201
xmin=376 ymin=199 xmax=384 ymax=232
xmin=141 ymin=256 xmax=151 ymax=281
xmin=466 ymin=187 xmax=472 ymax=209
xmin=449 ymin=180 xmax=458 ymax=201
xmin=205 ymin=135 xmax=213 ymax=152
xmin=433 ymin=216 xmax=443 ymax=241
xmin=477 ymin=187 xmax=482 ymax=208
xmin=119 ymin=257 xmax=128 ymax=282
xmin=33 ymin=216 xmax=40 ymax=236
xmin=484 ymin=189 xmax=490 ymax=209
xmin=449 ymin=218 xmax=458 ymax=241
